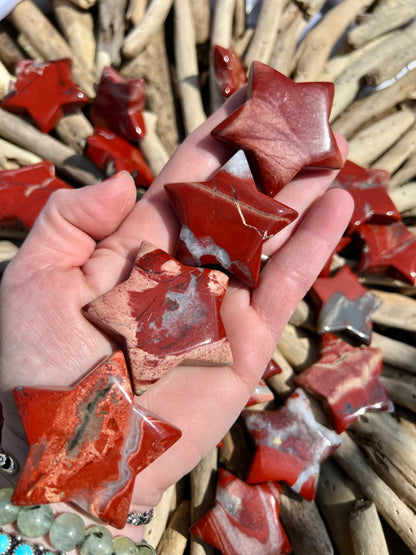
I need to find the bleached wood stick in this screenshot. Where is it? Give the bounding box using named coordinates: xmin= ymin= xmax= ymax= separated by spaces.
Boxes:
xmin=233 ymin=0 xmax=246 ymax=39
xmin=157 ymin=500 xmax=190 ymax=555
xmin=122 ymin=0 xmax=173 ymax=58
xmin=54 ymin=110 xmax=94 ymax=154
xmin=95 ymin=0 xmax=127 ymax=75
xmin=277 ymin=323 xmax=318 ymax=371
xmin=143 ymin=484 xmax=177 ymax=548
xmin=0 ymin=21 xmax=24 ymax=72
xmin=191 ymin=0 xmax=210 ymax=44
xmin=373 ymin=121 xmax=416 ymax=173
xmin=269 ymin=5 xmax=307 ymax=77
xmin=68 ymin=0 xmax=97 ymax=7
xmin=383 ymin=364 xmax=416 ymax=388
xmin=16 ymin=32 xmax=44 ymax=62
xmin=0 ymin=137 xmax=42 ymax=167
xmin=389 ymin=182 xmax=416 ymax=213
xmin=366 ymin=43 xmax=416 ymax=87
xmin=359 ymin=273 xmax=416 ymax=295
xmin=140 ymin=111 xmax=170 ymax=176
xmin=389 ymin=154 xmax=416 ymax=189
xmin=288 ymin=298 xmax=316 ymax=330
xmin=381 ymin=376 xmax=416 ymax=412
xmin=371 ymin=331 xmax=416 ymax=374
xmin=0 ymin=60 xmax=14 ymax=101
xmin=370 ymin=289 xmax=416 ymax=333
xmin=0 ymin=241 xmax=19 ymax=264
xmin=349 ymin=498 xmax=389 ymax=555
xmin=266 ymin=347 xmax=297 ymax=398
xmin=295 ymin=0 xmax=326 ymax=18
xmin=126 ymin=0 xmax=147 ymax=26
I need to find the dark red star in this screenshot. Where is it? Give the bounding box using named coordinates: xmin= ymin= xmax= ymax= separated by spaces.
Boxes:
xmin=211 ymin=61 xmax=343 ymax=197
xmin=89 ymin=66 xmax=146 ymax=142
xmin=83 ymin=242 xmax=232 ymax=393
xmin=165 ymin=150 xmax=298 ymax=288
xmin=0 ymin=160 xmax=73 ymax=229
xmin=242 ymin=388 xmax=341 ymax=500
xmin=213 ymin=44 xmax=247 ymax=97
xmin=1 ymin=58 xmax=89 ymax=133
xmin=190 ymin=468 xmax=291 ymax=555
xmin=295 ymin=333 xmax=392 ymax=433
xmin=12 ymin=351 xmax=181 ymax=528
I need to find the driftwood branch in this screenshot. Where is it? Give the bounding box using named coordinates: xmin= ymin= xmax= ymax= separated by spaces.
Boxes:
xmin=371 ymin=331 xmax=416 ymax=374
xmin=95 ymin=0 xmax=127 ymax=75
xmin=0 ymin=137 xmax=42 ymax=169
xmin=269 ymin=4 xmax=307 ymax=77
xmin=277 ymin=323 xmax=318 ymax=372
xmin=54 ymin=110 xmax=94 ymax=154
xmin=140 ymin=111 xmax=170 ymax=175
xmin=156 ymin=500 xmax=190 ymax=555
xmin=389 ymin=182 xmax=416 ymax=213
xmin=373 ymin=121 xmax=416 ymax=174
xmin=0 ymin=21 xmax=24 ymax=72
xmin=349 ymin=498 xmax=389 ymax=555
xmin=370 ymin=289 xmax=416 ymax=333
xmin=389 ymin=154 xmax=416 ymax=189
xmin=143 ymin=484 xmax=178 ymax=548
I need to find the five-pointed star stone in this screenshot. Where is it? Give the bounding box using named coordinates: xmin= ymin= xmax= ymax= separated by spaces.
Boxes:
xmin=211 ymin=61 xmax=343 ymax=197
xmin=242 ymin=388 xmax=341 ymax=500
xmin=355 ymin=221 xmax=416 ymax=285
xmin=190 ymin=468 xmax=292 ymax=555
xmin=89 ymin=66 xmax=146 ymax=142
xmin=332 ymin=160 xmax=401 ymax=234
xmin=309 ymin=265 xmax=381 ymax=345
xmin=0 ymin=161 xmax=73 ymax=229
xmin=164 ymin=150 xmax=298 ymax=288
xmin=83 ymin=242 xmax=233 ymax=393
xmin=295 ymin=333 xmax=392 ymax=433
xmin=1 ymin=58 xmax=89 ymax=133
xmin=12 ymin=351 xmax=181 ymax=528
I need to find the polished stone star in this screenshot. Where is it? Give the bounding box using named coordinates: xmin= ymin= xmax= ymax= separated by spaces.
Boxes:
xmin=164 ymin=150 xmax=298 ymax=288
xmin=190 ymin=468 xmax=291 ymax=555
xmin=242 ymin=388 xmax=341 ymax=500
xmin=214 ymin=44 xmax=247 ymax=97
xmin=295 ymin=333 xmax=392 ymax=433
xmin=0 ymin=160 xmax=73 ymax=229
xmin=356 ymin=221 xmax=416 ymax=285
xmin=332 ymin=160 xmax=401 ymax=234
xmin=12 ymin=351 xmax=181 ymax=528
xmin=212 ymin=61 xmax=343 ymax=197
xmin=310 ymin=265 xmax=381 ymax=345
xmin=83 ymin=242 xmax=232 ymax=393
xmin=1 ymin=58 xmax=89 ymax=133
xmin=89 ymin=66 xmax=146 ymax=142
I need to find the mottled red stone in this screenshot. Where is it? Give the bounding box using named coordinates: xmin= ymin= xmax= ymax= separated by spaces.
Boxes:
xmin=242 ymin=388 xmax=341 ymax=500
xmin=83 ymin=242 xmax=232 ymax=393
xmin=246 ymin=379 xmax=274 ymax=407
xmin=263 ymin=358 xmax=283 ymax=379
xmin=0 ymin=160 xmax=73 ymax=229
xmin=355 ymin=221 xmax=416 ymax=285
xmin=190 ymin=468 xmax=291 ymax=555
xmin=89 ymin=66 xmax=146 ymax=142
xmin=213 ymin=44 xmax=247 ymax=97
xmin=212 ymin=61 xmax=343 ymax=197
xmin=310 ymin=265 xmax=380 ymax=345
xmin=12 ymin=351 xmax=181 ymax=528
xmin=295 ymin=334 xmax=392 ymax=433
xmin=85 ymin=128 xmax=153 ymax=188
xmin=165 ymin=150 xmax=298 ymax=288
xmin=1 ymin=58 xmax=89 ymax=133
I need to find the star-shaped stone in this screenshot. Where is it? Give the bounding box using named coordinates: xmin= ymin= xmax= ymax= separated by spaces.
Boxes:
xmin=355 ymin=221 xmax=416 ymax=285
xmin=83 ymin=242 xmax=232 ymax=393
xmin=332 ymin=160 xmax=401 ymax=234
xmin=309 ymin=265 xmax=381 ymax=345
xmin=1 ymin=58 xmax=89 ymax=133
xmin=242 ymin=388 xmax=341 ymax=500
xmin=295 ymin=333 xmax=392 ymax=433
xmin=89 ymin=66 xmax=146 ymax=142
xmin=190 ymin=468 xmax=291 ymax=555
xmin=213 ymin=44 xmax=247 ymax=97
xmin=164 ymin=150 xmax=298 ymax=288
xmin=12 ymin=351 xmax=181 ymax=528
xmin=246 ymin=378 xmax=275 ymax=407
xmin=0 ymin=160 xmax=73 ymax=229
xmin=211 ymin=61 xmax=343 ymax=197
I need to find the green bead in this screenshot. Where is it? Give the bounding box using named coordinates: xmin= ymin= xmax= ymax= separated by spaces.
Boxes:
xmin=113 ymin=536 xmax=140 ymax=554
xmin=49 ymin=512 xmax=86 ymax=551
xmin=16 ymin=504 xmax=54 ymax=538
xmin=136 ymin=540 xmax=156 ymax=555
xmin=79 ymin=525 xmax=113 ymax=555
xmin=0 ymin=488 xmax=20 ymax=525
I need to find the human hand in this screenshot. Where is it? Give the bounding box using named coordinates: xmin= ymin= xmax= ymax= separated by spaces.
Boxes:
xmin=0 ymin=88 xmax=353 ymax=549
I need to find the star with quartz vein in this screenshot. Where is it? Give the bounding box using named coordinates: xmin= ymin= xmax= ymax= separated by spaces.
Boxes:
xmin=12 ymin=351 xmax=181 ymax=528
xmin=295 ymin=333 xmax=392 ymax=433
xmin=1 ymin=58 xmax=89 ymax=133
xmin=190 ymin=468 xmax=291 ymax=555
xmin=165 ymin=150 xmax=298 ymax=287
xmin=212 ymin=61 xmax=343 ymax=197
xmin=0 ymin=161 xmax=73 ymax=229
xmin=309 ymin=265 xmax=381 ymax=345
xmin=83 ymin=242 xmax=232 ymax=393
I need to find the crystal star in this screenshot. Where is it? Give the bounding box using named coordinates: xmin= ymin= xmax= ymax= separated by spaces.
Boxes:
xmin=89 ymin=66 xmax=146 ymax=142
xmin=1 ymin=58 xmax=89 ymax=133
xmin=309 ymin=265 xmax=381 ymax=345
xmin=0 ymin=161 xmax=73 ymax=229
xmin=211 ymin=61 xmax=343 ymax=197
xmin=355 ymin=221 xmax=416 ymax=285
xmin=242 ymin=388 xmax=341 ymax=500
xmin=295 ymin=333 xmax=392 ymax=433
xmin=12 ymin=351 xmax=181 ymax=528
xmin=164 ymin=150 xmax=298 ymax=287
xmin=190 ymin=468 xmax=291 ymax=555
xmin=83 ymin=242 xmax=232 ymax=393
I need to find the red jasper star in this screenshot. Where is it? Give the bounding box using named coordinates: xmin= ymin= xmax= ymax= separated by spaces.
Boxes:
xmin=213 ymin=44 xmax=247 ymax=97
xmin=1 ymin=58 xmax=89 ymax=133
xmin=0 ymin=160 xmax=73 ymax=229
xmin=190 ymin=468 xmax=291 ymax=555
xmin=12 ymin=351 xmax=181 ymax=528
xmin=165 ymin=150 xmax=298 ymax=288
xmin=295 ymin=334 xmax=392 ymax=433
xmin=89 ymin=66 xmax=146 ymax=142
xmin=83 ymin=242 xmax=232 ymax=393
xmin=212 ymin=61 xmax=343 ymax=197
